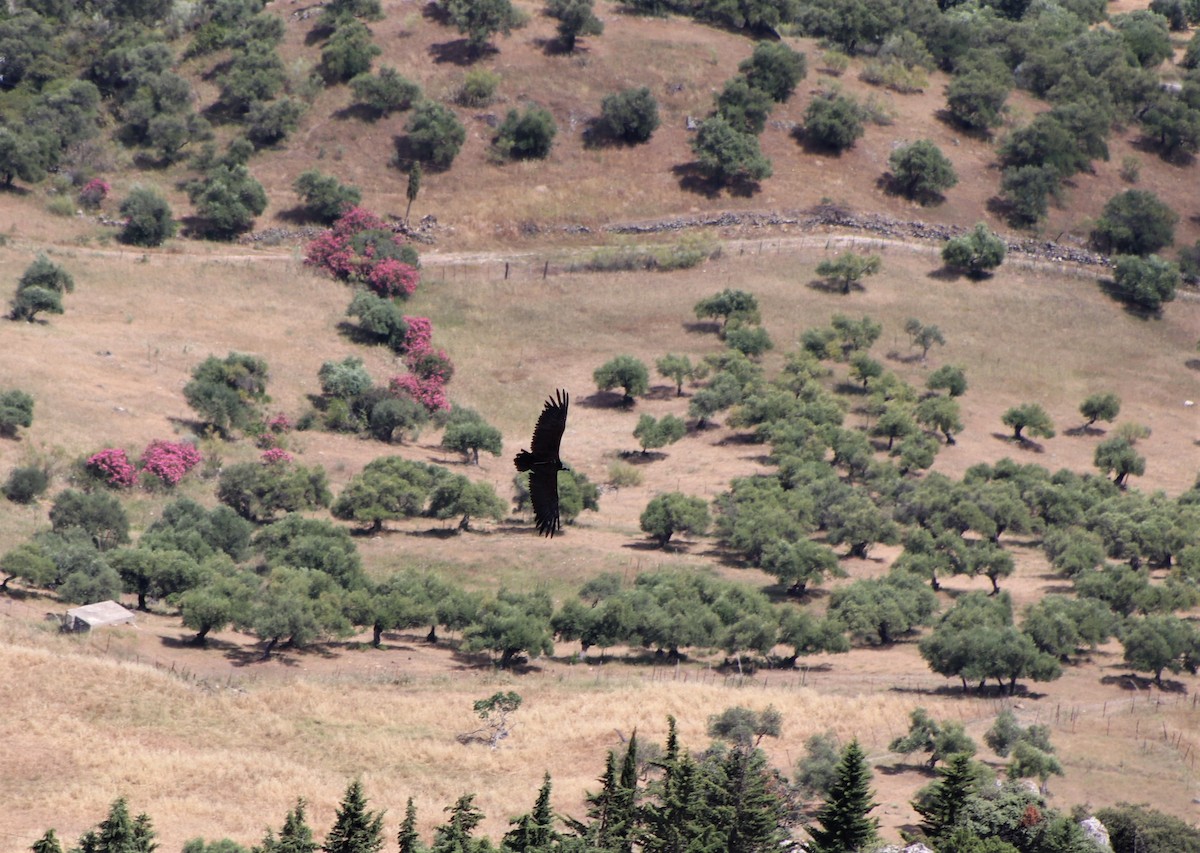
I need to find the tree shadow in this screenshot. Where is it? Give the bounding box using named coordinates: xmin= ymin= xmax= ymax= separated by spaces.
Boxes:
xmin=643 ymin=384 xmax=681 ymax=401
xmin=889 ymin=682 xmax=1048 ymax=700
xmin=332 ymin=102 xmax=384 ymax=123
xmin=925 ymin=266 xmax=964 ymax=282
xmin=1131 ymin=135 xmax=1197 ymax=167
xmin=428 ymin=39 xmax=495 ymax=65
xmin=0 ymin=182 xmax=31 ymax=197
xmin=1063 ymin=424 xmax=1105 ymax=437
xmin=1185 ymin=358 xmax=1200 ymax=372
xmin=806 ymin=277 xmax=857 ymax=295
xmin=670 ymin=162 xmax=762 ymax=198
xmin=578 ymin=390 xmax=631 ymax=409
xmin=304 ymin=20 xmax=337 ymax=45
xmin=532 ymin=35 xmax=577 ymax=57
xmin=619 ymin=450 xmax=667 ymax=463
xmin=683 ymin=320 xmax=721 ymax=335
xmin=991 ymin=432 xmax=1046 ymax=453
xmin=1100 ymin=673 xmax=1188 ymax=693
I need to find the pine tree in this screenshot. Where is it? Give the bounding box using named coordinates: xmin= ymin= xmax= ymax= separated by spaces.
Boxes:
xmin=642 ymin=718 xmax=707 ymax=853
xmin=805 ymin=739 xmax=878 ymax=853
xmin=95 ymin=798 xmax=136 ymax=853
xmin=432 ymin=794 xmax=485 ymax=853
xmin=398 ymin=799 xmax=423 ymax=853
xmin=914 ymin=752 xmax=977 ymax=841
xmin=257 ymin=799 xmax=318 ymax=853
xmin=717 ymin=747 xmax=785 ymax=853
xmin=131 ymin=813 xmax=158 ymax=853
xmin=31 ymin=829 xmax=64 ymax=853
xmin=324 ymin=780 xmax=385 ymax=853
xmin=503 ymin=773 xmax=557 ymax=852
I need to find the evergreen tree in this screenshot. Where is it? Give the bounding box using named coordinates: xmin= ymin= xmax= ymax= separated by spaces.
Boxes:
xmin=32 ymin=829 xmax=64 ymax=853
xmin=432 ymin=794 xmax=485 ymax=853
xmin=323 ymin=780 xmax=385 ymax=853
xmin=261 ymin=798 xmax=318 ymax=853
xmin=806 ymin=739 xmax=878 ymax=853
xmin=397 ymin=799 xmax=423 ymax=853
xmin=503 ymin=773 xmax=557 ymax=852
xmin=914 ymin=752 xmax=977 ymax=841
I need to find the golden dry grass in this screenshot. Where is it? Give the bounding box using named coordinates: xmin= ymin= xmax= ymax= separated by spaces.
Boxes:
xmin=3 ymin=219 xmax=1200 ymax=850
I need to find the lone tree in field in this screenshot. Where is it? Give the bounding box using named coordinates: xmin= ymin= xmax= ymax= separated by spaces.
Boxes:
xmin=694 ymin=288 xmax=760 ymax=334
xmin=10 ymin=254 xmax=74 ymax=322
xmin=441 ymin=411 xmax=503 ymax=465
xmin=815 ymin=252 xmax=881 ymax=294
xmin=293 ymin=169 xmax=361 ymax=224
xmin=941 ymin=224 xmax=1006 ymax=278
xmin=926 ymin=365 xmax=967 ymax=397
xmin=1111 ymin=254 xmax=1180 ymax=311
xmin=446 ymin=0 xmax=521 ymax=55
xmin=547 ymin=0 xmax=603 ymax=51
xmin=183 ymin=352 xmax=270 ymax=436
xmin=633 ymin=413 xmax=686 ymax=454
xmin=903 ymin=318 xmax=945 ymax=362
xmin=888 ymin=139 xmax=957 ymax=203
xmin=640 ymin=492 xmax=710 ymax=546
xmin=594 ymin=355 xmax=649 ymax=405
xmin=593 ymin=87 xmax=660 ymax=145
xmin=118 ymin=185 xmax=176 ymax=247
xmin=806 ymin=739 xmax=879 ymax=853
xmin=1092 ymin=190 xmax=1178 ymax=256
xmin=1080 ymin=392 xmax=1120 ymax=429
xmin=1002 ymin=403 xmax=1055 ymax=442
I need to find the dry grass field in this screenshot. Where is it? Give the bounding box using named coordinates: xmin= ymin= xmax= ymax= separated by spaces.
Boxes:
xmin=5 ymin=0 xmax=1200 ymax=848
xmin=3 ymin=201 xmax=1200 ymax=850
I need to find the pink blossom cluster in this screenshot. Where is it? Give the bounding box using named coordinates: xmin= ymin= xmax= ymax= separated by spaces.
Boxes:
xmin=402 ymin=315 xmax=433 ymax=355
xmin=140 ymin=440 xmax=203 ymax=486
xmin=388 ymin=374 xmax=450 ymax=413
xmin=87 ymin=448 xmax=138 ymax=488
xmin=267 ymin=413 xmax=292 ymax=433
xmin=261 ymin=448 xmax=293 ymax=464
xmin=78 ymin=178 xmax=110 ymax=209
xmin=385 ymin=314 xmax=455 ymax=413
xmin=303 ymin=206 xmax=420 ymax=298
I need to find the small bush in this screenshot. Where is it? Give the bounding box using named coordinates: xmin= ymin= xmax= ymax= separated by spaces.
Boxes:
xmin=456 ymin=68 xmax=501 ymax=107
xmin=352 ymin=66 xmax=421 ymax=115
xmin=494 ymin=106 xmax=557 ymax=160
xmin=607 ymin=460 xmax=643 ymax=487
xmin=4 ymin=465 xmax=48 ymax=503
xmin=593 ymin=87 xmax=659 ymax=144
xmin=47 ymin=196 xmax=76 ymax=218
xmin=119 ymin=186 xmax=176 ymax=247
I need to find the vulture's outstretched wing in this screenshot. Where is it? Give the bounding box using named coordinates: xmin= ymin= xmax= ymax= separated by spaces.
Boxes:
xmin=514 ymin=390 xmax=569 ymax=538
xmin=527 ymin=466 xmax=561 ymax=538
xmin=530 ymin=389 xmax=568 ymax=459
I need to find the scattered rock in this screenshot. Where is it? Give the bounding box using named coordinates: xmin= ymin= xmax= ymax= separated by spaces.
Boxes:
xmin=1079 ymin=816 xmax=1112 ymax=851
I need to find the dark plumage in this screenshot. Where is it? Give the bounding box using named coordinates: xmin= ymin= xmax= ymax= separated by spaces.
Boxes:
xmin=514 ymin=389 xmax=569 ymax=537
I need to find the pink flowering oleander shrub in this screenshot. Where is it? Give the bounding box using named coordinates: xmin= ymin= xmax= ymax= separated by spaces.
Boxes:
xmin=407 ymin=348 xmax=454 ymax=383
xmin=304 ymin=206 xmax=420 ymax=298
xmin=267 ymin=413 xmax=292 ymax=433
xmin=78 ymin=178 xmax=110 ymax=210
xmin=261 ymin=448 xmax=293 ymax=464
xmin=389 ymin=373 xmax=450 ymax=413
xmin=87 ymin=448 xmax=137 ymax=488
xmin=402 ymin=315 xmax=434 ymax=355
xmin=140 ymin=440 xmax=202 ymax=486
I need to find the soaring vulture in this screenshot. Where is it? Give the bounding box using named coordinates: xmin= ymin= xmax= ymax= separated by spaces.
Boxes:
xmin=514 ymin=389 xmax=569 ymax=537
